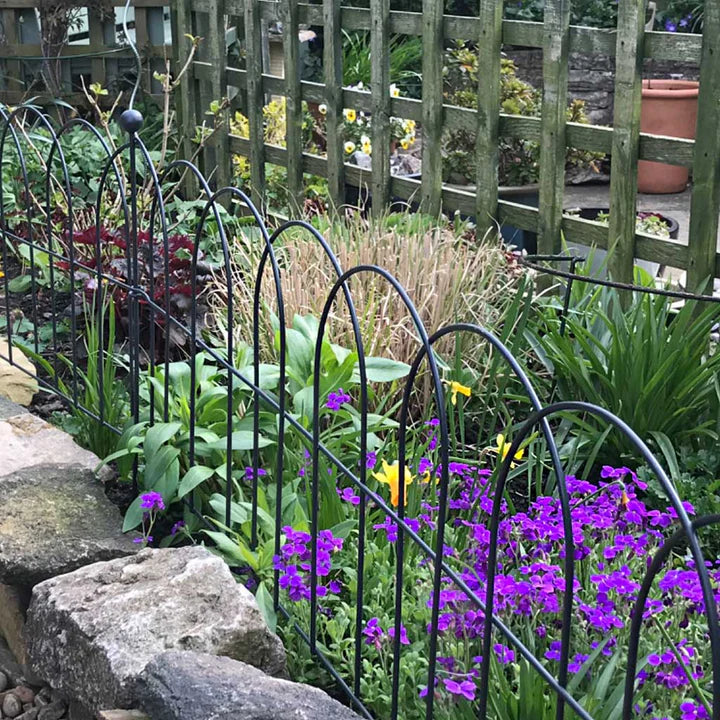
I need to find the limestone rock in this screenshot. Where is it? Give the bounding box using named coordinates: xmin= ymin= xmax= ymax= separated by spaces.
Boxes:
xmin=0 ymin=465 xmax=138 ymax=590
xmin=136 ymin=651 xmax=361 ymax=720
xmin=26 ymin=547 xmax=286 ymax=712
xmin=0 ymin=413 xmax=109 ymax=479
xmin=0 ymin=583 xmax=30 ymax=664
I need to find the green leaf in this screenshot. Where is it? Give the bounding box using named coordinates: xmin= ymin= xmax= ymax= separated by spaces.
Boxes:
xmin=7 ymin=275 xmax=32 ymax=293
xmin=330 ymin=518 xmax=356 ymax=539
xmin=353 ymin=356 xmax=411 ymax=383
xmin=207 ymin=431 xmax=273 ymax=452
xmin=201 ymin=530 xmax=246 ymax=563
xmin=123 ymin=495 xmax=145 ymax=532
xmin=255 ymin=581 xmax=277 ymax=632
xmin=144 ymin=446 xmax=181 ymax=487
xmin=177 ymin=465 xmax=215 ymax=499
xmin=143 ymin=422 xmax=182 ymax=459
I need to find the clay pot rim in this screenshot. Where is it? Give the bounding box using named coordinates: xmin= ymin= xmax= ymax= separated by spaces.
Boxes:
xmin=641 ymin=79 xmax=699 ymax=98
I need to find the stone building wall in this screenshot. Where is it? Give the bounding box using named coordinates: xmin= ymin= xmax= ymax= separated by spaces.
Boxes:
xmin=505 ymin=48 xmax=700 ymax=126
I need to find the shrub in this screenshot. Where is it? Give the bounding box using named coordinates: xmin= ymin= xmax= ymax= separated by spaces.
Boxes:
xmin=442 ymin=45 xmax=601 ymax=187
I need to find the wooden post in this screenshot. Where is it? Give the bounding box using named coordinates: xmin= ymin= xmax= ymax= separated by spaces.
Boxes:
xmin=687 ymin=0 xmax=720 ymax=294
xmin=2 ymin=10 xmax=22 ymax=95
xmin=208 ymin=0 xmax=231 ymax=191
xmin=476 ymin=0 xmax=503 ymax=237
xmin=323 ymin=0 xmax=345 ymax=211
xmin=537 ymin=0 xmax=571 ymax=255
xmin=370 ymin=0 xmax=390 ymax=215
xmin=245 ymin=0 xmax=266 ymax=211
xmin=282 ymin=0 xmax=303 ymax=215
xmin=420 ymin=0 xmax=444 ymax=216
xmin=171 ymin=0 xmax=196 ymax=192
xmin=607 ymin=0 xmax=646 ymax=284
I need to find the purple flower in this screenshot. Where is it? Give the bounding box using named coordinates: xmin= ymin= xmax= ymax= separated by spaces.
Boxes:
xmin=134 ymin=536 xmax=152 ymax=544
xmin=140 ymin=491 xmax=165 ymax=512
xmin=170 ymin=520 xmax=186 ymax=536
xmin=244 ymin=466 xmax=268 ymax=481
xmin=442 ymin=678 xmax=476 ymax=701
xmin=326 ymin=388 xmax=351 ymax=411
xmin=665 ymin=19 xmax=677 ymax=31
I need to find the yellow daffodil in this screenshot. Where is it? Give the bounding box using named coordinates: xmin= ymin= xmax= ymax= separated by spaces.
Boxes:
xmin=389 ymin=83 xmax=400 ymax=98
xmin=373 ymin=460 xmax=414 ymax=507
xmin=344 ymin=108 xmax=357 ymax=123
xmin=403 ymin=119 xmax=416 ymax=132
xmin=494 ymin=433 xmax=525 ymax=467
xmin=344 ymin=141 xmax=356 ymax=155
xmin=447 ymin=380 xmax=471 ymax=406
xmin=318 ymin=103 xmax=327 ymax=115
xmin=400 ymin=137 xmax=411 ymax=151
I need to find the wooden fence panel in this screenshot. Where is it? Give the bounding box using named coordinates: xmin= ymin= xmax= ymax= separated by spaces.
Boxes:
xmin=687 ymin=0 xmax=720 ymax=293
xmin=322 ymin=0 xmax=344 ymax=210
xmin=420 ymin=0 xmax=444 ymax=216
xmin=537 ymin=0 xmax=571 ymax=256
xmin=475 ymin=0 xmax=503 ymax=235
xmin=607 ymin=0 xmax=646 ymax=284
xmin=370 ymin=0 xmax=390 ymax=215
xmin=0 ymin=0 xmax=170 ymax=106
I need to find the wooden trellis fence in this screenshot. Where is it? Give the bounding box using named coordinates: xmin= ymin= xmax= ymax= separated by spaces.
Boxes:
xmin=0 ymin=0 xmax=171 ymax=105
xmin=175 ymin=0 xmax=720 ymax=291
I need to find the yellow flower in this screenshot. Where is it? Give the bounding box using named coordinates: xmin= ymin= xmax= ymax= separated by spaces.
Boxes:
xmin=344 ymin=108 xmax=357 ymax=123
xmin=494 ymin=433 xmax=525 ymax=467
xmin=373 ymin=460 xmax=414 ymax=507
xmin=403 ymin=119 xmax=416 ymax=132
xmin=447 ymin=380 xmax=471 ymax=406
xmin=389 ymin=83 xmax=400 ymax=98
xmin=400 ymin=137 xmax=411 ymax=151
xmin=318 ymin=103 xmax=327 ymax=115
xmin=344 ymin=141 xmax=356 ymax=155
xmin=362 ymin=142 xmax=372 ymax=155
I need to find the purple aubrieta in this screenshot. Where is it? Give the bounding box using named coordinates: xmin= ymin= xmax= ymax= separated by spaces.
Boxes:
xmin=139 ymin=491 xmax=165 ymax=511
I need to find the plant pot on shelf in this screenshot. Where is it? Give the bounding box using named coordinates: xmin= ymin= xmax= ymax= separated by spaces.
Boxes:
xmin=638 ymin=79 xmax=699 ymax=194
xmin=444 ymin=181 xmax=540 ymax=252
xmin=562 ymin=206 xmax=680 ymax=279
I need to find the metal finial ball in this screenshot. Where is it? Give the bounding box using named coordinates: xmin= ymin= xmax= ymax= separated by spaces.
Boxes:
xmin=119 ymin=108 xmax=144 ymax=134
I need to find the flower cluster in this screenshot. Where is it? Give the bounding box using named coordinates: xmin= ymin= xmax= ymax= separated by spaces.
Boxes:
xmin=280 ymin=453 xmax=717 ymax=718
xmin=273 ymin=526 xmax=344 ymax=602
xmin=319 ymin=82 xmax=416 ymax=158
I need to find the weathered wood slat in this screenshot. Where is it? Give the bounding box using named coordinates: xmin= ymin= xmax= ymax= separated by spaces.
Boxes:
xmin=170 ymin=0 xmax=196 ymax=195
xmin=323 ymin=0 xmax=345 ymax=210
xmin=281 ymin=0 xmax=303 ymax=214
xmin=208 ymin=0 xmax=231 ymax=191
xmin=537 ymin=0 xmax=571 ymax=255
xmin=87 ymin=10 xmax=106 ymax=87
xmin=244 ymin=0 xmax=266 ymax=211
xmin=475 ymin=0 xmax=504 ymax=233
xmin=607 ymin=0 xmax=646 ymax=284
xmin=370 ymin=0 xmax=391 ymax=215
xmin=687 ymin=0 xmax=720 ymax=293
xmin=1 ymin=9 xmax=21 ymax=91
xmin=420 ymin=0 xmax=444 ymax=215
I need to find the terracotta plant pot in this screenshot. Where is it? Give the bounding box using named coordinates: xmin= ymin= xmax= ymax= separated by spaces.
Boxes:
xmin=637 ymin=79 xmax=699 ymax=194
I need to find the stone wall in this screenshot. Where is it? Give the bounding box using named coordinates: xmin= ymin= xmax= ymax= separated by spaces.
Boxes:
xmin=506 ymin=48 xmax=700 ymax=127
